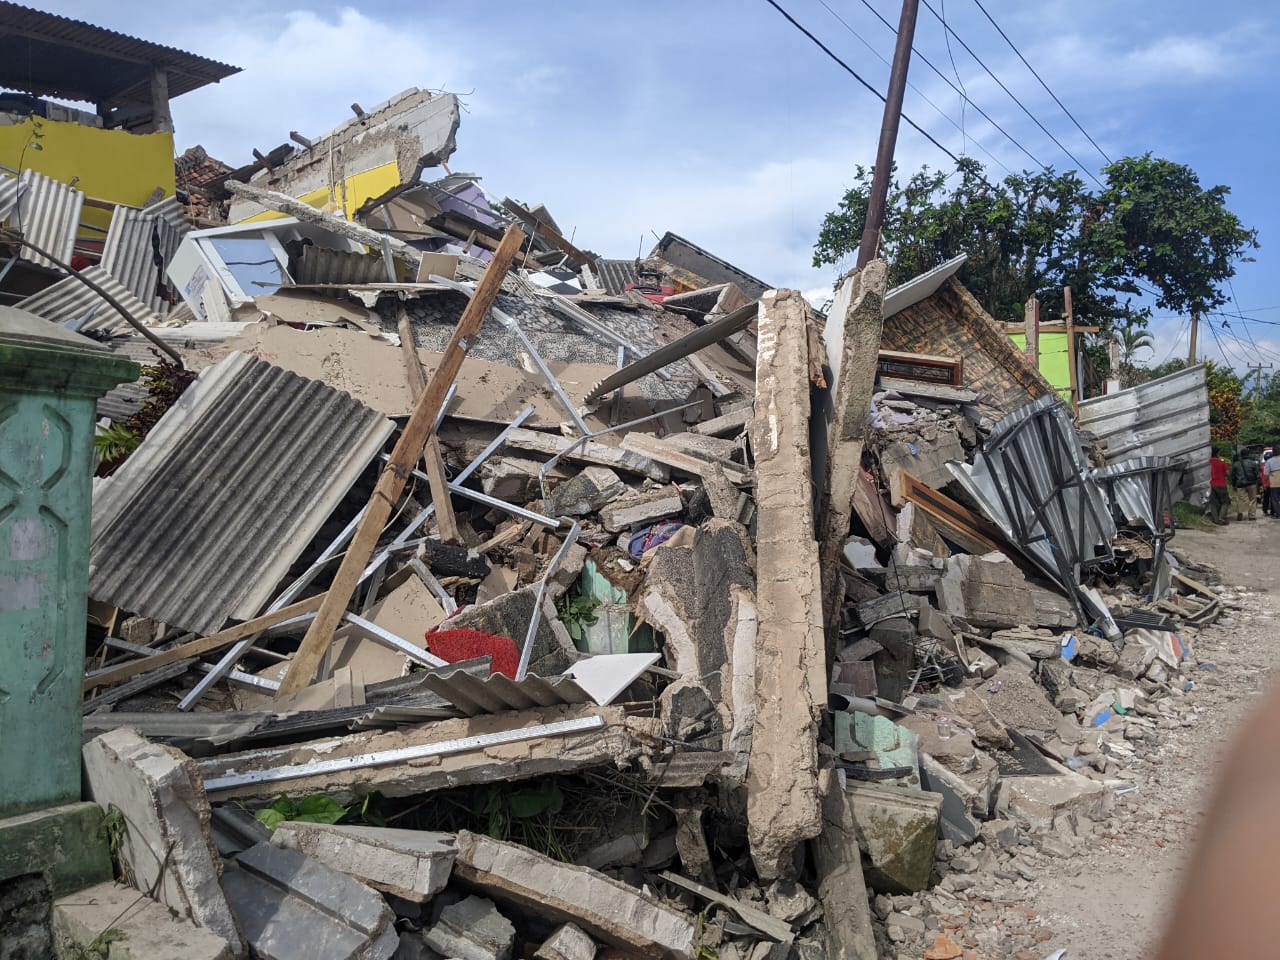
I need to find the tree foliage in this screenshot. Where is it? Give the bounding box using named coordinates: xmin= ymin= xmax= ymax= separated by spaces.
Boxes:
xmin=814 ymin=155 xmax=1258 ymax=342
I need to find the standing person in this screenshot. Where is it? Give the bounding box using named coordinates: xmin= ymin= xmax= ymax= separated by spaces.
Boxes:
xmin=1267 ymin=448 xmax=1280 ymax=516
xmin=1232 ymin=447 xmax=1261 ymax=520
xmin=1262 ymin=451 xmax=1272 ymax=516
xmin=1209 ymin=448 xmax=1231 ymax=525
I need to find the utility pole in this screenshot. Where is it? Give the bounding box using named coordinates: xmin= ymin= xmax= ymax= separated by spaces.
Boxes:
xmin=1188 ymin=311 xmax=1199 ymax=365
xmin=856 ymin=0 xmax=921 ymax=269
xmin=1249 ymin=363 xmax=1273 ymax=398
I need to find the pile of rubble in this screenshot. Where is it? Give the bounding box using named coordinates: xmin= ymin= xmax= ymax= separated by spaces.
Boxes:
xmin=4 ymin=86 xmax=1222 ymax=960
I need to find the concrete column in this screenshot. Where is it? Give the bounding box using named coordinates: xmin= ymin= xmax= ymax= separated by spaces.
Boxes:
xmin=746 ymin=289 xmax=826 ymax=879
xmin=149 ymin=67 xmax=173 ymax=134
xmin=0 ymin=308 xmax=138 ymax=818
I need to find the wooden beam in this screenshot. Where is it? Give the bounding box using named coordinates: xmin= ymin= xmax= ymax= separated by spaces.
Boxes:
xmin=899 ymin=472 xmax=1006 ymax=556
xmin=276 ymin=224 xmax=526 ymax=696
xmin=501 ymin=197 xmax=592 ymax=267
xmin=1064 ymin=286 xmax=1079 ymax=408
xmin=397 ymin=306 xmax=460 ymax=545
xmin=1023 ymin=296 xmax=1040 ymax=367
xmin=81 ymin=595 xmax=326 ymax=693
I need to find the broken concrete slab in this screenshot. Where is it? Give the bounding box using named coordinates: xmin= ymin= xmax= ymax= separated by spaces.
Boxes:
xmin=503 ymin=427 xmax=669 ymax=482
xmin=881 ymin=432 xmax=966 ymax=507
xmin=917 ymin=754 xmax=980 ymax=846
xmin=221 ymin=842 xmax=396 ymax=960
xmin=747 ymin=289 xmax=826 ymax=880
xmin=271 ymin=823 xmax=455 ymax=903
xmin=198 ymin=705 xmax=634 ymax=804
xmin=424 ymin=895 xmax=515 ymax=960
xmin=844 ymin=781 xmax=942 ymax=894
xmin=53 ymin=880 xmax=236 ymax=960
xmin=812 ymin=769 xmax=878 ymax=960
xmin=673 ymin=805 xmax=715 ymax=884
xmin=951 ymin=554 xmax=1077 ymax=630
xmin=482 ymin=457 xmax=547 ymax=503
xmin=548 ymin=466 xmax=626 ymax=516
xmin=634 ymin=519 xmax=757 ymax=768
xmin=82 ymin=728 xmax=245 ymax=955
xmin=452 ymin=831 xmax=696 ymax=960
xmin=600 ymin=489 xmax=684 ymax=533
xmin=227 ymin=89 xmax=460 ymax=223
xmin=535 ymin=923 xmax=598 ymax=960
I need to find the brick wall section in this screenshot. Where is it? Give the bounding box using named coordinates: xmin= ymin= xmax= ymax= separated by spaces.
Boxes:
xmin=882 ymin=278 xmax=1056 ymax=413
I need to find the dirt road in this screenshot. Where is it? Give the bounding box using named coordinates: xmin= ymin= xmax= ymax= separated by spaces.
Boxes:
xmin=1027 ymin=518 xmax=1280 ymax=959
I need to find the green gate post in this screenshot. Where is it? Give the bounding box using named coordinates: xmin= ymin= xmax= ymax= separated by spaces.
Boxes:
xmin=0 ymin=307 xmax=139 ymax=818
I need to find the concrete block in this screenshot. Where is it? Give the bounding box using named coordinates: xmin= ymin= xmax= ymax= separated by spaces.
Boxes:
xmin=452 ymin=831 xmax=695 ymax=960
xmin=548 ymin=467 xmax=626 ymax=516
xmin=82 ymin=729 xmax=244 ymax=955
xmin=600 ymin=490 xmax=683 ymax=532
xmin=535 ymin=923 xmax=598 ymax=960
xmin=482 ymin=457 xmax=547 ymax=503
xmin=833 ymin=712 xmax=920 ymax=786
xmin=52 ymin=880 xmax=235 ymax=960
xmin=998 ymin=770 xmax=1110 ymax=831
xmin=844 ymin=781 xmax=942 ymax=894
xmin=424 ymin=895 xmax=515 ymax=960
xmin=271 ymin=823 xmax=456 ymax=903
xmin=0 ymin=802 xmax=112 ymax=899
xmin=221 ymin=842 xmax=396 ymax=960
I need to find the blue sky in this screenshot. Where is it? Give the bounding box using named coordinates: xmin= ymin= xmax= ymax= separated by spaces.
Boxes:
xmin=34 ymin=0 xmax=1280 ymax=374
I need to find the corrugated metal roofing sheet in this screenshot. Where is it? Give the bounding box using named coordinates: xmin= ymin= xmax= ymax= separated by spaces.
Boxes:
xmin=96 ymin=337 xmax=159 ymax=423
xmin=0 ymin=173 xmax=20 ymax=221
xmin=89 ymin=352 xmax=395 ymax=635
xmin=7 ymin=169 xmax=84 ymax=269
xmin=294 ymin=246 xmax=389 ymax=286
xmin=418 ymin=663 xmax=592 ymax=717
xmin=949 ymin=393 xmax=1116 ymax=590
xmin=101 ymin=201 xmax=190 ymax=315
xmin=593 ymin=259 xmax=639 ymax=295
xmin=1077 ymin=364 xmax=1211 ymax=499
xmin=16 ymin=264 xmax=160 ymax=333
xmin=0 ymin=2 xmax=240 ymax=104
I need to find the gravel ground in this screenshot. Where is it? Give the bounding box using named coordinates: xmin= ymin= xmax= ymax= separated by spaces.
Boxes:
xmin=879 ymin=518 xmax=1280 ymax=960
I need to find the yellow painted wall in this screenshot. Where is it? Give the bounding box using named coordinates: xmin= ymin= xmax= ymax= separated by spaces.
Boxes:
xmin=238 ymin=161 xmax=403 ymax=224
xmin=1009 ymin=331 xmax=1073 ymax=403
xmin=0 ymin=116 xmax=174 ymax=235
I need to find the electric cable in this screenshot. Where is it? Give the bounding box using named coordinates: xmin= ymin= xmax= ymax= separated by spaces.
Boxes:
xmin=968 ymin=0 xmax=1112 ymax=166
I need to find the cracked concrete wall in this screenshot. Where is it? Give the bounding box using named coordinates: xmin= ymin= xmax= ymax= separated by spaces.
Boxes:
xmin=634 ymin=520 xmax=757 ymax=773
xmin=746 ymin=289 xmax=826 ymax=879
xmin=229 ymin=90 xmax=460 ymax=222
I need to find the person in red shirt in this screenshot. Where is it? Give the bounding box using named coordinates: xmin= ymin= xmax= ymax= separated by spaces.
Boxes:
xmin=1209 ymin=449 xmax=1231 ymax=525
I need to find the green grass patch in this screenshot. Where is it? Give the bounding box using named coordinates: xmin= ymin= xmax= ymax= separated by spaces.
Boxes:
xmin=1173 ymin=500 xmax=1217 ymax=532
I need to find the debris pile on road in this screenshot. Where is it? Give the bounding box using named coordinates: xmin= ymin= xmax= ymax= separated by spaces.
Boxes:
xmin=5 ymin=83 xmax=1222 ymax=960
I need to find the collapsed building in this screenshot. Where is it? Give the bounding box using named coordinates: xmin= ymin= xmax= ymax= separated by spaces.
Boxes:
xmin=0 ymin=12 xmax=1222 ymax=960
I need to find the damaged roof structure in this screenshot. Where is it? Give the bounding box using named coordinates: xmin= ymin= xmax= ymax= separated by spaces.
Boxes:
xmin=0 ymin=28 xmax=1223 ymax=960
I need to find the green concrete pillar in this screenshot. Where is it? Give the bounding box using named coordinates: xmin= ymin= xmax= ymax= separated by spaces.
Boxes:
xmin=0 ymin=307 xmax=138 ymax=818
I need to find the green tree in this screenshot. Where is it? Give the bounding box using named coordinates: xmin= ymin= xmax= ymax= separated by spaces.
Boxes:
xmin=814 ymin=155 xmax=1258 ymax=354
xmin=1090 ymin=155 xmax=1259 ymax=319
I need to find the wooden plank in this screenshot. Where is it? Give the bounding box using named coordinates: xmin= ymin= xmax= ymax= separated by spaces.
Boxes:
xmin=899 ymin=471 xmax=1007 ymax=557
xmin=398 ymin=305 xmax=459 ymax=545
xmin=277 ymin=224 xmax=526 ymax=697
xmin=81 ymin=595 xmax=326 ymax=692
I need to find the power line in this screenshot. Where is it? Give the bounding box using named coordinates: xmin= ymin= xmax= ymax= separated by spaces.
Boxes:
xmin=917 ymin=0 xmax=1106 ymax=188
xmin=855 ymin=0 xmax=1047 ymax=170
xmin=1155 ymin=320 xmax=1189 ymax=365
xmin=762 ymin=0 xmax=964 ymax=166
xmin=937 ymin=0 xmax=970 ymax=156
xmin=814 ymin=0 xmax=1014 ymax=176
xmin=968 ymin=0 xmax=1112 ymax=167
